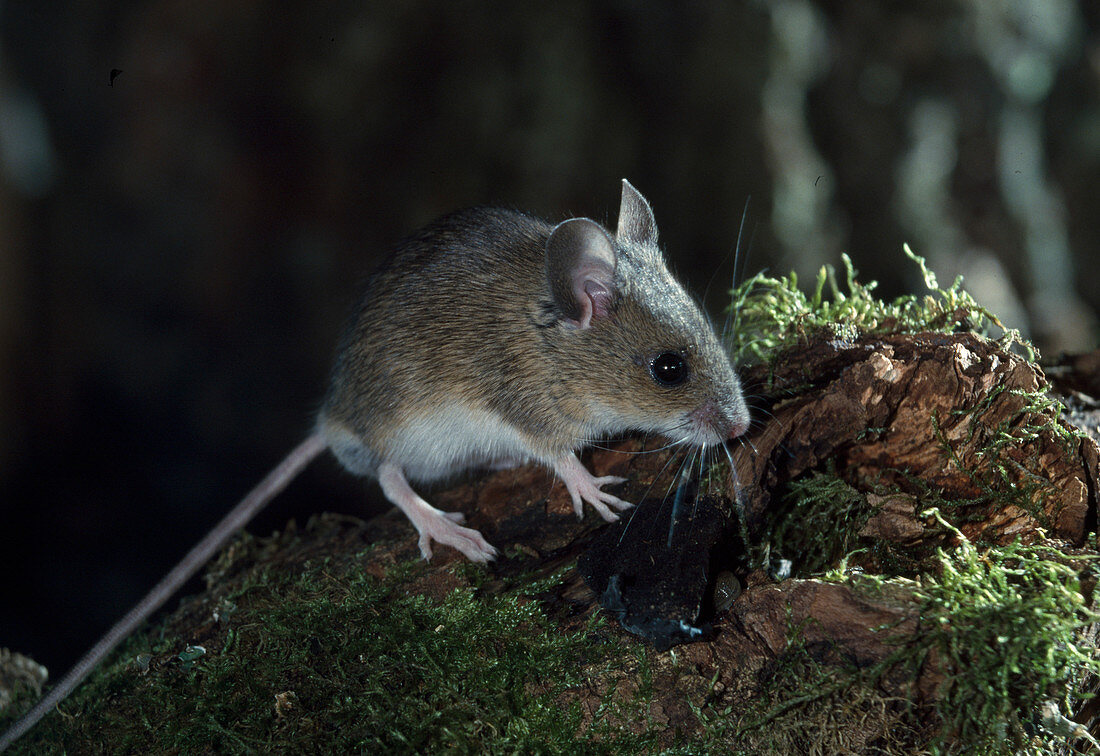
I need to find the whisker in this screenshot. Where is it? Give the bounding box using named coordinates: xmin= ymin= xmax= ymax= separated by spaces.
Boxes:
xmin=733 ymin=196 xmax=753 ymax=291
xmin=723 ymin=196 xmax=753 ymax=338
xmin=616 ymin=440 xmax=689 ymax=545
xmin=721 ymin=442 xmax=756 ymax=562
xmin=634 ymin=441 xmax=689 ymax=503
xmin=579 ymin=438 xmax=685 ymax=455
xmin=699 ymin=446 xmax=711 ymax=499
xmin=648 ymin=445 xmax=694 ymax=543
xmin=681 ymin=445 xmax=709 ymax=548
xmin=659 ymin=444 xmax=696 ymax=523
xmin=722 ymin=443 xmax=743 ymax=516
xmin=665 ymin=446 xmax=698 ymax=548
xmin=749 ymin=412 xmax=788 ymax=436
xmin=701 ymin=445 xmax=718 ymax=498
xmin=660 ymin=440 xmax=695 ymax=506
xmin=739 ymin=221 xmax=758 ymax=295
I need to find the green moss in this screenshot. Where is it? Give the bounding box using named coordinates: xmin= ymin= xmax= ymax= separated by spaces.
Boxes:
xmin=727 ymin=245 xmax=1024 ymax=368
xmin=704 ymin=632 xmax=926 ymax=754
xmin=7 ymin=248 xmax=1093 ymax=754
xmin=4 ymin=549 xmax=662 ymax=754
xmin=929 ymin=382 xmax=1085 ymax=531
xmin=688 ymin=519 xmax=1100 ymax=755
xmin=820 ymin=518 xmax=1098 ymax=754
xmin=720 ymin=247 xmax=1100 ymax=752
xmin=766 ymin=462 xmax=875 ymax=576
xmin=913 ymin=511 xmax=1100 ymax=753
xmin=958 ymin=383 xmax=1082 ymax=455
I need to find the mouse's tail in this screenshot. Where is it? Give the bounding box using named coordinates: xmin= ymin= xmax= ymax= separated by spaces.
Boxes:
xmin=0 ymin=433 xmax=328 ymax=752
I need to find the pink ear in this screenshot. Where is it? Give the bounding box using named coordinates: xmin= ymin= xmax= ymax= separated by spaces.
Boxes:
xmin=580 ymin=278 xmax=613 ymax=327
xmin=546 ymin=218 xmax=618 ymax=329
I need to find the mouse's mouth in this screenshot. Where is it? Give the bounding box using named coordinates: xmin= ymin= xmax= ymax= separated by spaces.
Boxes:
xmin=687 ymin=403 xmax=747 ymax=447
xmin=672 ymin=421 xmax=726 ymax=450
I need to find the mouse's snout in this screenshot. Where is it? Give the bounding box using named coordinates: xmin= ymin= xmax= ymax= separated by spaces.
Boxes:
xmin=689 ymin=400 xmax=749 ymax=446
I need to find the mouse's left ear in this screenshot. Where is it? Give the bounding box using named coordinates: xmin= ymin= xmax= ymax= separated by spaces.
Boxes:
xmin=546 ymin=218 xmax=617 ymax=329
xmin=617 ymin=179 xmax=658 ymax=247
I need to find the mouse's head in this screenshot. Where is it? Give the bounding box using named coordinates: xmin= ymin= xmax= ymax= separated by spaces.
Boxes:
xmin=543 ymin=179 xmax=749 ymax=448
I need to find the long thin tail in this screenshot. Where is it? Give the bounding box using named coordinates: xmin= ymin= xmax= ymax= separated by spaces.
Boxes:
xmin=0 ymin=433 xmax=328 ymax=751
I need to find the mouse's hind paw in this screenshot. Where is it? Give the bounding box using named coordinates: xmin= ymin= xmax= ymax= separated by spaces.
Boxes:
xmin=377 ymin=462 xmax=498 ymax=563
xmin=416 ymin=512 xmax=498 ymax=563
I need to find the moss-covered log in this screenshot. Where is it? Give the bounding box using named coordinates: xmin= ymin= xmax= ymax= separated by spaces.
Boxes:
xmin=4 ymin=256 xmax=1100 ymax=754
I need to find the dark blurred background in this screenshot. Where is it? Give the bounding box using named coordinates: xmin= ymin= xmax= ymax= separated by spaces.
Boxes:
xmin=1 ymin=1 xmax=1098 ymax=681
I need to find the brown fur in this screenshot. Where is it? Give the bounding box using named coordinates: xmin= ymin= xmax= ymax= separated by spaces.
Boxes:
xmin=319 ymin=182 xmax=747 ymax=484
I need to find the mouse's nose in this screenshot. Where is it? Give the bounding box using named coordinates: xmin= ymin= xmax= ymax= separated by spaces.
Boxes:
xmin=727 ymin=419 xmax=749 ymax=440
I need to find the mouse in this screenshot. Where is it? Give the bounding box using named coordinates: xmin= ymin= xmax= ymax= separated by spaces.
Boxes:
xmin=0 ymin=179 xmax=749 ymax=749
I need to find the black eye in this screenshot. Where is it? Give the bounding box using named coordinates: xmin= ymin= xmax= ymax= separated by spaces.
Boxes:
xmin=650 ymin=351 xmax=688 ymax=387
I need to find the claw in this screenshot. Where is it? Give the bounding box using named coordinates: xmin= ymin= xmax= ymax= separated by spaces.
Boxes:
xmin=378 ymin=462 xmax=498 ymax=563
xmin=553 ymin=453 xmax=634 ymax=522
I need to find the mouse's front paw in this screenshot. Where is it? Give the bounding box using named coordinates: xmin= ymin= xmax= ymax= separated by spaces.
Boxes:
xmin=553 ymin=454 xmax=632 ymax=522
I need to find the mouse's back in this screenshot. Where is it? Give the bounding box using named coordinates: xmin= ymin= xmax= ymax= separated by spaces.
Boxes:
xmin=318 ymin=207 xmax=558 ymax=475
xmin=318 ymin=181 xmax=748 ymax=486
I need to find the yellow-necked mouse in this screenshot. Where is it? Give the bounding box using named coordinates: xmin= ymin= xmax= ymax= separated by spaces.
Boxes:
xmin=1 ymin=179 xmax=748 ymax=749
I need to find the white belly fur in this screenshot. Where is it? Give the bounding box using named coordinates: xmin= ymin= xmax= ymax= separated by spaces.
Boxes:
xmin=323 ymin=403 xmax=542 ymax=484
